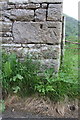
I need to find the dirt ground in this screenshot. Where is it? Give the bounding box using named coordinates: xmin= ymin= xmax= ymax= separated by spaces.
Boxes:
xmin=2 ymin=95 xmax=78 ymax=119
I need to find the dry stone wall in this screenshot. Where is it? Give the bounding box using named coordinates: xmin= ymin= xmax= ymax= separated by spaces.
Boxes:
xmin=0 ymin=0 xmax=64 ymax=72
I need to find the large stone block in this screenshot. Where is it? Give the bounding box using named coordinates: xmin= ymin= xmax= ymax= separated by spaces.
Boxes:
xmin=47 ymin=4 xmax=62 ymax=21
xmin=35 ymin=9 xmax=46 ymax=21
xmin=13 ymin=22 xmax=62 ymax=44
xmin=4 ymin=9 xmax=34 ymax=21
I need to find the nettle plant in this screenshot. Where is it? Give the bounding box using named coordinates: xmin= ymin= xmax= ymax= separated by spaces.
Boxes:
xmin=1 ymin=51 xmax=79 ymax=102
xmin=2 ymin=52 xmax=40 ymax=97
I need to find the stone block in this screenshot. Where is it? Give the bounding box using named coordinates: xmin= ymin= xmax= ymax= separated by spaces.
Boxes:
xmin=13 ymin=22 xmax=61 ymax=44
xmin=35 ymin=8 xmax=46 ymax=21
xmin=39 ymin=59 xmax=60 ymax=73
xmin=29 ymin=0 xmax=63 ymax=3
xmin=0 ymin=22 xmax=12 ymax=32
xmin=8 ymin=0 xmax=63 ymax=4
xmin=1 ymin=37 xmax=13 ymax=43
xmin=26 ymin=3 xmax=40 ymax=9
xmin=2 ymin=44 xmax=21 ymax=47
xmin=42 ymin=4 xmax=48 ymax=9
xmin=47 ymin=4 xmax=62 ymax=21
xmin=0 ymin=2 xmax=8 ymax=11
xmin=0 ymin=32 xmax=12 ymax=37
xmin=4 ymin=9 xmax=34 ymax=21
xmin=15 ymin=3 xmax=40 ymax=9
xmin=17 ymin=44 xmax=61 ymax=59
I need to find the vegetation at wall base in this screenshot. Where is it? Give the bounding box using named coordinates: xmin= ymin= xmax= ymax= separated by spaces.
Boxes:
xmin=1 ymin=43 xmax=79 ymax=102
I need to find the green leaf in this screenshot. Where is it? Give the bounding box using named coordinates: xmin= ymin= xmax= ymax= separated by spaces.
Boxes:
xmin=16 ymin=74 xmax=23 ymax=80
xmin=4 ymin=62 xmax=12 ymax=77
xmin=13 ymin=86 xmax=20 ymax=93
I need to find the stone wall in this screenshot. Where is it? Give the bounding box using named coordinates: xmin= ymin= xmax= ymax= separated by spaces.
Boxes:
xmin=0 ymin=0 xmax=64 ymax=72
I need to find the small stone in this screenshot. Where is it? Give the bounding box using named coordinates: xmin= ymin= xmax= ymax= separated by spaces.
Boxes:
xmin=35 ymin=9 xmax=46 ymax=21
xmin=47 ymin=4 xmax=62 ymax=21
xmin=2 ymin=37 xmax=13 ymax=43
xmin=42 ymin=4 xmax=48 ymax=9
xmin=26 ymin=3 xmax=40 ymax=9
xmin=0 ymin=22 xmax=12 ymax=32
xmin=0 ymin=2 xmax=8 ymax=11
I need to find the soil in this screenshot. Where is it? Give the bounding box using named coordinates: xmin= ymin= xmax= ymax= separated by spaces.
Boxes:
xmin=2 ymin=95 xmax=78 ymax=119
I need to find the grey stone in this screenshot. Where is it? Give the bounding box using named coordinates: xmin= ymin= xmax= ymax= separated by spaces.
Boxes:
xmin=9 ymin=0 xmax=63 ymax=3
xmin=39 ymin=59 xmax=60 ymax=73
xmin=4 ymin=9 xmax=34 ymax=21
xmin=1 ymin=43 xmax=21 ymax=47
xmin=2 ymin=17 xmax=12 ymax=22
xmin=21 ymin=44 xmax=61 ymax=59
xmin=26 ymin=3 xmax=40 ymax=9
xmin=0 ymin=22 xmax=12 ymax=32
xmin=0 ymin=2 xmax=8 ymax=11
xmin=13 ymin=22 xmax=61 ymax=44
xmin=35 ymin=8 xmax=46 ymax=21
xmin=9 ymin=0 xmax=29 ymax=4
xmin=7 ymin=5 xmax=15 ymax=9
xmin=0 ymin=32 xmax=12 ymax=37
xmin=29 ymin=0 xmax=63 ymax=3
xmin=42 ymin=4 xmax=48 ymax=9
xmin=1 ymin=37 xmax=13 ymax=43
xmin=15 ymin=3 xmax=40 ymax=9
xmin=47 ymin=4 xmax=62 ymax=21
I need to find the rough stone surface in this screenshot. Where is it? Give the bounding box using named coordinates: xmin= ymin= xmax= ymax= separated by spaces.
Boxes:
xmin=0 ymin=32 xmax=12 ymax=37
xmin=13 ymin=22 xmax=61 ymax=44
xmin=15 ymin=3 xmax=40 ymax=9
xmin=9 ymin=0 xmax=63 ymax=3
xmin=42 ymin=4 xmax=48 ymax=9
xmin=2 ymin=37 xmax=13 ymax=43
xmin=4 ymin=9 xmax=34 ymax=21
xmin=1 ymin=0 xmax=64 ymax=73
xmin=39 ymin=59 xmax=60 ymax=72
xmin=47 ymin=4 xmax=62 ymax=21
xmin=0 ymin=22 xmax=12 ymax=32
xmin=13 ymin=44 xmax=61 ymax=59
xmin=0 ymin=2 xmax=8 ymax=11
xmin=35 ymin=9 xmax=46 ymax=21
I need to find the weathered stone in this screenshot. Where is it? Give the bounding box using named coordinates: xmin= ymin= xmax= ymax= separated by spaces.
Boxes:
xmin=35 ymin=9 xmax=46 ymax=21
xmin=9 ymin=0 xmax=63 ymax=3
xmin=2 ymin=17 xmax=12 ymax=22
xmin=29 ymin=0 xmax=63 ymax=3
xmin=4 ymin=9 xmax=34 ymax=21
xmin=15 ymin=3 xmax=40 ymax=9
xmin=47 ymin=4 xmax=62 ymax=21
xmin=0 ymin=32 xmax=12 ymax=37
xmin=9 ymin=0 xmax=28 ymax=4
xmin=1 ymin=37 xmax=13 ymax=43
xmin=13 ymin=22 xmax=61 ymax=44
xmin=42 ymin=4 xmax=48 ymax=9
xmin=39 ymin=59 xmax=60 ymax=73
xmin=16 ymin=44 xmax=61 ymax=59
xmin=1 ymin=0 xmax=63 ymax=73
xmin=1 ymin=43 xmax=21 ymax=47
xmin=0 ymin=22 xmax=12 ymax=32
xmin=7 ymin=5 xmax=15 ymax=9
xmin=0 ymin=2 xmax=8 ymax=11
